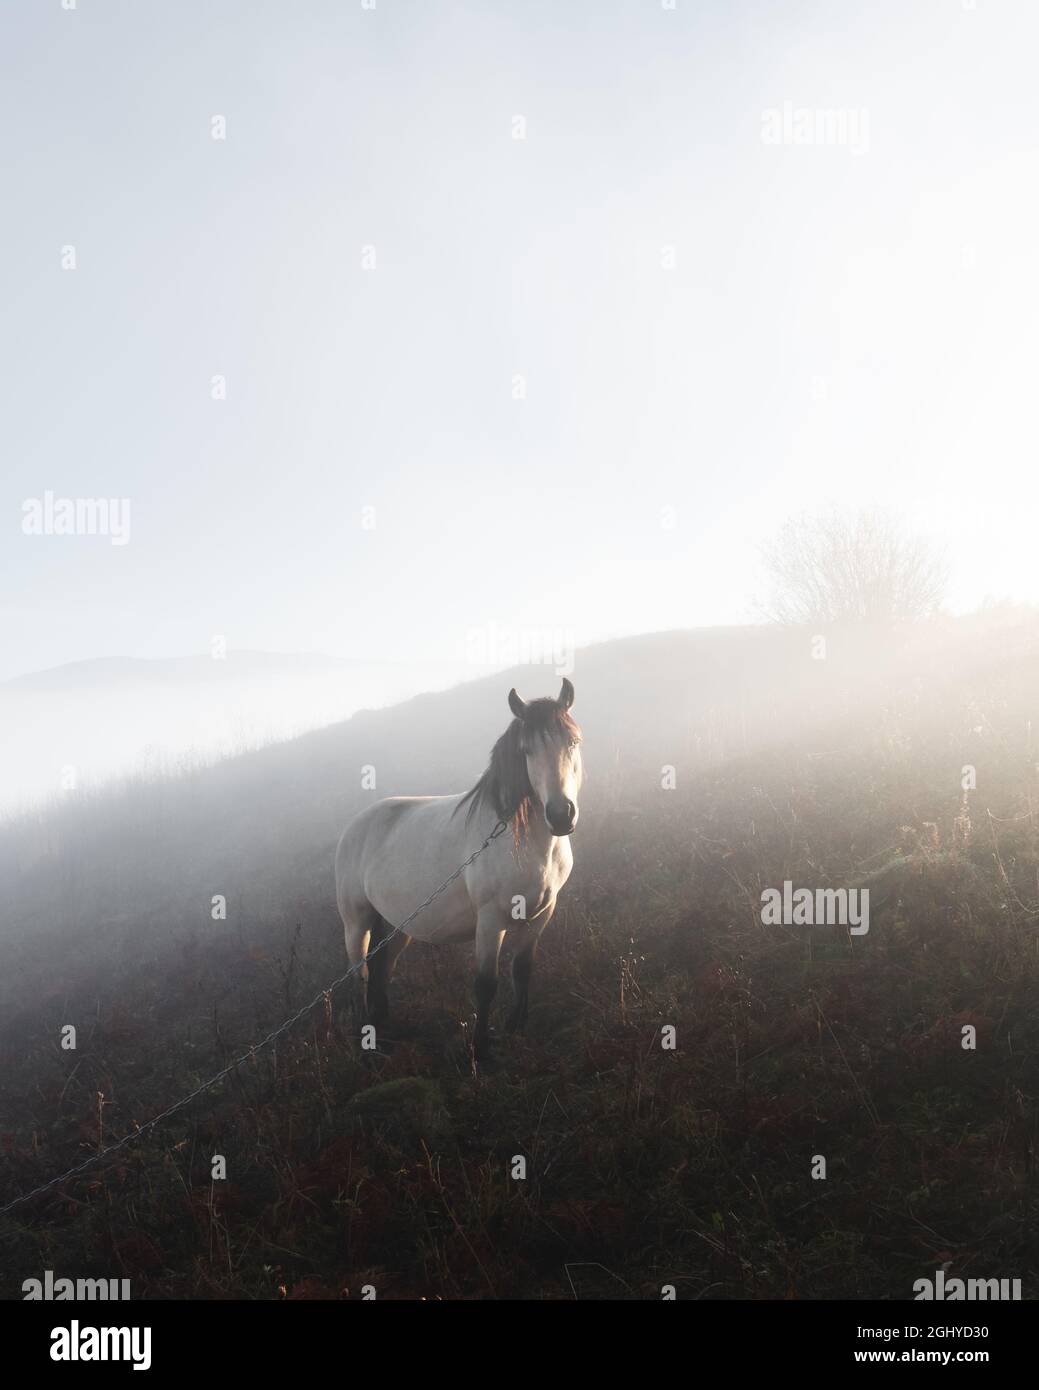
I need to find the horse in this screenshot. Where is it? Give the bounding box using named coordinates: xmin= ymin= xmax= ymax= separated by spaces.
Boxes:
xmin=334 ymin=678 xmax=583 ymax=1060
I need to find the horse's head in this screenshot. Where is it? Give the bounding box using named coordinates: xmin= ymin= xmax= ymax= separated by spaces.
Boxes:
xmin=507 ymin=679 xmax=583 ymax=836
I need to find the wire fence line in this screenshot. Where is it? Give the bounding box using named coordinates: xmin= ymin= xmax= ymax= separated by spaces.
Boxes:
xmin=0 ymin=817 xmax=509 ymax=1219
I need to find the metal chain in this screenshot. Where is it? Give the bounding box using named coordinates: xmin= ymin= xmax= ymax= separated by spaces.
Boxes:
xmin=0 ymin=817 xmax=509 ymax=1218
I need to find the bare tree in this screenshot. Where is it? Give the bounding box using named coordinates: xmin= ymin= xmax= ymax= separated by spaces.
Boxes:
xmin=759 ymin=508 xmax=947 ymax=626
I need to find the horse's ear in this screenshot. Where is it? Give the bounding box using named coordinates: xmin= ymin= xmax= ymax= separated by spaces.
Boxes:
xmin=557 ymin=678 xmax=575 ymax=710
xmin=508 ymin=688 xmax=528 ymax=721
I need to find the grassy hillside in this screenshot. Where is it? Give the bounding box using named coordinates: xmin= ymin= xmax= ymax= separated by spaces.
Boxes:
xmin=2 ymin=616 xmax=1039 ymax=1299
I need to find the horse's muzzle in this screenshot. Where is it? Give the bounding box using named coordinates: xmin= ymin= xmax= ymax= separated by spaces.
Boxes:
xmin=546 ymin=798 xmax=578 ymax=836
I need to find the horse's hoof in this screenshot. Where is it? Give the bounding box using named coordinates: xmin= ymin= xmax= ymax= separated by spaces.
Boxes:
xmin=472 ymin=1030 xmax=497 ymax=1069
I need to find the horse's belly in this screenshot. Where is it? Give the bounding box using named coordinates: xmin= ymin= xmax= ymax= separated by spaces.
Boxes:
xmin=367 ymin=876 xmax=475 ymax=946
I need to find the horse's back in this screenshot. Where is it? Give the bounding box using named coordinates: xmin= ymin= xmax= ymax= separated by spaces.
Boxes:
xmin=335 ymin=795 xmax=443 ymax=898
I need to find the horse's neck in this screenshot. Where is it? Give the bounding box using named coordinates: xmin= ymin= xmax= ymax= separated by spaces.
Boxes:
xmin=464 ymin=792 xmax=555 ymax=859
xmin=519 ymin=807 xmax=554 ymax=856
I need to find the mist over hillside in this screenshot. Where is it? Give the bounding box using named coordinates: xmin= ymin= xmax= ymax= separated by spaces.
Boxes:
xmin=2 ymin=609 xmax=1036 ymax=1027
xmin=0 ymin=650 xmax=469 ymax=817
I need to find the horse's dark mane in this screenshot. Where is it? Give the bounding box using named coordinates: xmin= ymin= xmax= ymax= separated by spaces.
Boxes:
xmin=456 ymin=699 xmax=581 ymax=841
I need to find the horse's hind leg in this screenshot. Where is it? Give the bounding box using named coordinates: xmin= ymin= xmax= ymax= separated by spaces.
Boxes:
xmin=341 ymin=900 xmax=379 ymax=1030
xmin=366 ymin=916 xmax=408 ymax=1029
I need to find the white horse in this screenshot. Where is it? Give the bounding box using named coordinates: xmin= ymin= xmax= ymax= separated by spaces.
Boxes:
xmin=334 ymin=678 xmax=582 ymax=1060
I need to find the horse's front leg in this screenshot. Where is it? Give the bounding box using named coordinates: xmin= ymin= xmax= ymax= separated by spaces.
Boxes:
xmin=507 ymin=901 xmax=555 ymax=1034
xmin=473 ymin=909 xmax=506 ymax=1064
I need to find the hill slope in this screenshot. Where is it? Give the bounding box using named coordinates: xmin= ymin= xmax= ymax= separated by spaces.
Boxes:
xmin=1 ymin=617 xmax=1038 ymax=1299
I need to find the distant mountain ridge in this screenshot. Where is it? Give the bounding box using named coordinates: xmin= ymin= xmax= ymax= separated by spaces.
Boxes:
xmin=2 ymin=650 xmax=401 ymax=692
xmin=0 ymin=648 xmax=469 ymax=816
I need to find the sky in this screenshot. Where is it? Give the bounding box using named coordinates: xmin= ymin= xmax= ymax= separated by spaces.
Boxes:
xmin=3 ymin=0 xmax=1039 ymax=692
